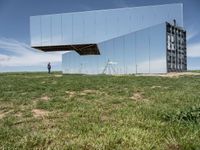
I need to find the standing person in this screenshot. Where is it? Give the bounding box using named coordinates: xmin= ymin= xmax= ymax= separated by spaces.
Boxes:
xmin=47 ymin=62 xmax=51 ymax=74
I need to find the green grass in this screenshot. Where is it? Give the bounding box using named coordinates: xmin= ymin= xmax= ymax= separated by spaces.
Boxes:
xmin=0 ymin=72 xmax=200 ymax=149
xmin=191 ymin=70 xmax=200 ymax=73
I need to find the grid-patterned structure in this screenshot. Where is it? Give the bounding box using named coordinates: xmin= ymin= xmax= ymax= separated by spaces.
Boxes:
xmin=167 ymin=22 xmax=187 ymax=72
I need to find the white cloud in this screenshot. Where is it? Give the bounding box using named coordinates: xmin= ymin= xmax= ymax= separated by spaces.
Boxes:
xmin=187 ymin=26 xmax=199 ymax=41
xmin=187 ymin=31 xmax=199 ymax=41
xmin=0 ymin=37 xmax=64 ymax=67
xmin=137 ymin=58 xmax=166 ymax=73
xmin=187 ymin=43 xmax=200 ymax=57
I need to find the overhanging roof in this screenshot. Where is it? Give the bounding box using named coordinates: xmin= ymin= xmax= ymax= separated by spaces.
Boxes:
xmin=32 ymin=44 xmax=100 ymax=55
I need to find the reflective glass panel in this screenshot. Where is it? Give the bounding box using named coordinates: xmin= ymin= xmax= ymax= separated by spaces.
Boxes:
xmin=84 ymin=12 xmax=96 ymax=43
xmin=62 ymin=13 xmax=73 ymax=45
xmin=135 ymin=29 xmax=150 ymax=73
xmin=30 ymin=16 xmax=41 ymax=46
xmin=73 ymin=13 xmax=84 ymax=44
xmin=95 ymin=10 xmax=107 ymax=42
xmin=41 ymin=15 xmax=51 ymax=46
xmin=52 ymin=14 xmax=62 ymax=45
xmin=149 ymin=24 xmax=167 ymax=73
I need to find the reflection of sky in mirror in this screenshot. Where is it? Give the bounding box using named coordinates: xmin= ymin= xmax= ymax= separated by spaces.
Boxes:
xmin=30 ymin=4 xmax=183 ymax=46
xmin=63 ymin=23 xmax=167 ymax=74
xmin=31 ymin=4 xmax=182 ymax=74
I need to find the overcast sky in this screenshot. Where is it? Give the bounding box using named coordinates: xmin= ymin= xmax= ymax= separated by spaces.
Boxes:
xmin=0 ymin=0 xmax=199 ymax=72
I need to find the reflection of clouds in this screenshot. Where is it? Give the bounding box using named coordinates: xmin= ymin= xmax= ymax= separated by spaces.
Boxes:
xmin=188 ymin=43 xmax=200 ymax=57
xmin=187 ymin=26 xmax=199 ymax=41
xmin=31 ymin=4 xmax=183 ymax=46
xmin=62 ymin=49 xmax=167 ymax=74
xmin=108 ymin=61 xmax=118 ymax=65
xmin=0 ymin=37 xmax=64 ymax=67
xmin=32 ymin=36 xmax=62 ymax=46
xmin=187 ymin=31 xmax=199 ymax=41
xmin=31 ymin=36 xmax=41 ymax=46
xmin=137 ymin=58 xmax=166 ymax=73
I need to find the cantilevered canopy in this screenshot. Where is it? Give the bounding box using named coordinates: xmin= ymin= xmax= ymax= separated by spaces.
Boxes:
xmin=32 ymin=44 xmax=100 ymax=55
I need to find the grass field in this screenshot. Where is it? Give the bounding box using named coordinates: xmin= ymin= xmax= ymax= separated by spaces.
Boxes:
xmin=0 ymin=72 xmax=200 ymax=149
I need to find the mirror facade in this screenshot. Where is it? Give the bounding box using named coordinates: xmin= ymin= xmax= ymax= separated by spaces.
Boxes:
xmin=30 ymin=4 xmax=185 ymax=74
xmin=30 ymin=3 xmax=183 ymax=46
xmin=62 ymin=23 xmax=167 ymax=74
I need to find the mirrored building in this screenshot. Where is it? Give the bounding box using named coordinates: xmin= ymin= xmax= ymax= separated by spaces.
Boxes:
xmin=30 ymin=3 xmax=187 ymax=74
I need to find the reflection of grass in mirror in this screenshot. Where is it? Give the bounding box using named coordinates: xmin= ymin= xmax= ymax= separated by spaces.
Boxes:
xmin=0 ymin=72 xmax=200 ymax=149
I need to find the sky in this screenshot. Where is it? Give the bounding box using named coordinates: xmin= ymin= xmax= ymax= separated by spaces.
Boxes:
xmin=0 ymin=0 xmax=199 ymax=72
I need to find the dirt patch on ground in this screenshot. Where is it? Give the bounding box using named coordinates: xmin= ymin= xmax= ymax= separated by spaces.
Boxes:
xmin=83 ymin=90 xmax=97 ymax=93
xmin=100 ymin=115 xmax=110 ymax=121
xmin=54 ymin=75 xmax=63 ymax=78
xmin=151 ymin=86 xmax=169 ymax=90
xmin=66 ymin=90 xmax=104 ymax=97
xmin=166 ymin=144 xmax=181 ymax=150
xmin=65 ymin=91 xmax=77 ymax=98
xmin=151 ymin=86 xmax=162 ymax=89
xmin=40 ymin=96 xmax=50 ymax=101
xmin=130 ymin=91 xmax=147 ymax=101
xmin=21 ymin=92 xmax=27 ymax=96
xmin=0 ymin=113 xmax=5 ymax=119
xmin=32 ymin=96 xmax=50 ymax=107
xmin=41 ymin=81 xmax=46 ymax=84
xmin=79 ymin=89 xmax=98 ymax=96
xmin=32 ymin=109 xmax=49 ymax=118
xmin=130 ymin=93 xmax=143 ymax=101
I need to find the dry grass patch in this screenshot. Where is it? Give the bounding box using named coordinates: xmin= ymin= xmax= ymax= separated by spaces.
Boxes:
xmin=21 ymin=92 xmax=27 ymax=96
xmin=41 ymin=81 xmax=46 ymax=84
xmin=99 ymin=111 xmax=115 ymax=122
xmin=65 ymin=91 xmax=76 ymax=98
xmin=79 ymin=89 xmax=107 ymax=96
xmin=40 ymin=96 xmax=50 ymax=101
xmin=151 ymin=85 xmax=169 ymax=90
xmin=151 ymin=86 xmax=162 ymax=89
xmin=100 ymin=115 xmax=110 ymax=122
xmin=31 ymin=96 xmax=50 ymax=107
xmin=166 ymin=144 xmax=181 ymax=150
xmin=54 ymin=74 xmax=63 ymax=77
xmin=14 ymin=112 xmax=22 ymax=117
xmin=159 ymin=72 xmax=200 ymax=78
xmin=24 ymin=75 xmax=46 ymax=79
xmin=0 ymin=110 xmax=13 ymax=119
xmin=32 ymin=109 xmax=49 ymax=118
xmin=130 ymin=91 xmax=147 ymax=101
xmin=137 ymin=72 xmax=200 ymax=78
xmin=79 ymin=89 xmax=98 ymax=96
xmin=65 ymin=89 xmax=105 ymax=97
xmin=0 ymin=113 xmax=5 ymax=119
xmin=52 ymin=81 xmax=57 ymax=84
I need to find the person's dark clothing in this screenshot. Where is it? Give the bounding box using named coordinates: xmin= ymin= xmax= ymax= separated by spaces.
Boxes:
xmin=47 ymin=63 xmax=51 ymax=74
